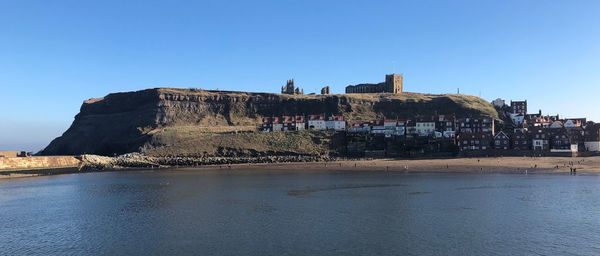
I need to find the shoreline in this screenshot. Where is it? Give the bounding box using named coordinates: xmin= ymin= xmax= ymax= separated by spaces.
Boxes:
xmin=2 ymin=156 xmax=598 ymax=179
xmin=177 ymin=157 xmax=594 ymax=175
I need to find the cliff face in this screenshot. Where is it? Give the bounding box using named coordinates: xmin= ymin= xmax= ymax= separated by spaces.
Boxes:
xmin=40 ymin=88 xmax=498 ymax=156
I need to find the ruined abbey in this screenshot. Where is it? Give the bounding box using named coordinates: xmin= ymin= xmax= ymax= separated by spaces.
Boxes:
xmin=279 ymin=73 xmax=403 ymax=95
xmin=345 ymin=74 xmax=403 ymax=94
xmin=281 ymin=79 xmax=304 ymax=95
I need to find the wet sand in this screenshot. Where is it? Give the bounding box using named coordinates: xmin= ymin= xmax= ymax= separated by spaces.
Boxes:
xmin=189 ymin=156 xmax=600 ymax=174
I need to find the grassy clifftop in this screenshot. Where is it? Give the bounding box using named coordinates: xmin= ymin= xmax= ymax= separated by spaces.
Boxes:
xmin=40 ymin=88 xmax=498 ymax=156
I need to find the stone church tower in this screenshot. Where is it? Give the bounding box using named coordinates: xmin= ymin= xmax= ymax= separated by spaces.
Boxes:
xmin=385 ymin=74 xmax=403 ymax=94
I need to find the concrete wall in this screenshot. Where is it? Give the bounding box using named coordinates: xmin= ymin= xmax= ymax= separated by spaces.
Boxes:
xmin=0 ymin=156 xmax=81 ymax=171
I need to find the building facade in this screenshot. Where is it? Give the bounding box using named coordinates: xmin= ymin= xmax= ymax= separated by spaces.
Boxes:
xmin=457 ymin=117 xmax=494 ymax=134
xmin=458 ymin=132 xmax=493 ymax=151
xmin=531 ymin=127 xmax=549 ymax=151
xmin=512 ymin=129 xmax=531 ymax=150
xmin=510 ymin=100 xmax=527 ymax=115
xmin=494 ymin=131 xmax=511 ymax=150
xmin=584 ymin=123 xmax=600 ymax=152
xmin=326 ymin=115 xmax=346 ymax=131
xmin=308 ymin=115 xmax=327 ymax=130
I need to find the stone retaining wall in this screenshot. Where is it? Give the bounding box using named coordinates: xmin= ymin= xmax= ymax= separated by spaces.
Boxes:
xmin=0 ymin=156 xmax=81 ymax=171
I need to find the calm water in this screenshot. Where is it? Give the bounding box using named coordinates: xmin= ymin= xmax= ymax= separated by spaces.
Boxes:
xmin=1 ymin=169 xmax=600 ymax=256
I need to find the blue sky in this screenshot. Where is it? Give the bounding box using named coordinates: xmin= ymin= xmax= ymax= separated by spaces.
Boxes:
xmin=1 ymin=0 xmax=599 ymax=152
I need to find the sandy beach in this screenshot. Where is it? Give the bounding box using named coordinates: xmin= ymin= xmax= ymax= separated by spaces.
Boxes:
xmin=2 ymin=156 xmax=599 ymax=179
xmin=184 ymin=156 xmax=600 ymax=175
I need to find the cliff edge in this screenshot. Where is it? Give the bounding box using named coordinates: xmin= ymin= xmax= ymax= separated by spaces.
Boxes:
xmin=40 ymin=88 xmax=498 ymax=156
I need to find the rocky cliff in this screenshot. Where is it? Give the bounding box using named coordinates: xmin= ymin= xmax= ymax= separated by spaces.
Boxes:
xmin=40 ymin=88 xmax=498 ymax=156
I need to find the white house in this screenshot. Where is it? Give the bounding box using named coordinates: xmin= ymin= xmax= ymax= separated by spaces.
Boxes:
xmin=272 ymin=117 xmax=283 ymax=132
xmin=308 ymin=115 xmax=327 ymax=130
xmin=416 ymin=121 xmax=436 ymax=136
xmin=326 ymin=115 xmax=346 ymax=131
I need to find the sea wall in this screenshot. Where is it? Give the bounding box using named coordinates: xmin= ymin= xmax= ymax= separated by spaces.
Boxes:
xmin=0 ymin=156 xmax=81 ymax=171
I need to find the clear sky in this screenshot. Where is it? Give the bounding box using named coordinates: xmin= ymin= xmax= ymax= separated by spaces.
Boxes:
xmin=1 ymin=0 xmax=599 ymax=152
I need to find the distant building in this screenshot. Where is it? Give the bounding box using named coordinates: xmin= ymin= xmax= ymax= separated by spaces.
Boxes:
xmin=492 ymin=98 xmax=506 ymax=108
xmin=512 ymin=129 xmax=531 ymax=150
xmin=272 ymin=117 xmax=283 ymax=131
xmin=405 ymin=120 xmax=417 ymax=136
xmin=584 ymin=123 xmax=600 ymax=152
xmin=282 ymin=116 xmax=295 ymax=131
xmin=494 ymin=131 xmax=511 ymax=150
xmin=415 ymin=118 xmax=436 ymax=136
xmin=281 ymin=79 xmax=303 ymax=95
xmin=550 ymin=128 xmax=572 ymax=151
xmin=436 ymin=115 xmax=455 ymax=132
xmin=295 ymin=115 xmax=306 ymax=131
xmin=261 ymin=117 xmax=273 ymax=132
xmin=458 ymin=132 xmax=493 ymax=151
xmin=348 ymin=121 xmax=371 ymax=133
xmin=531 ymin=127 xmax=549 ymax=151
xmin=308 ymin=114 xmax=327 ymax=130
xmin=345 ymin=74 xmax=403 ymax=94
xmin=326 ymin=115 xmax=346 ymax=131
xmin=320 ymin=86 xmax=330 ymax=95
xmin=456 ymin=117 xmax=494 ymax=135
xmin=510 ymin=100 xmax=527 ymax=115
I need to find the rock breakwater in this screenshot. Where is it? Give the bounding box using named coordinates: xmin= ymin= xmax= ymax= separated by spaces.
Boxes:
xmin=78 ymin=153 xmax=333 ymax=171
